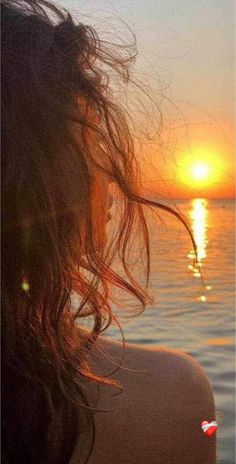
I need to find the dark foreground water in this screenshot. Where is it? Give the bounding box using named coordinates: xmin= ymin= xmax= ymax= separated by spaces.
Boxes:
xmin=79 ymin=198 xmax=235 ymax=463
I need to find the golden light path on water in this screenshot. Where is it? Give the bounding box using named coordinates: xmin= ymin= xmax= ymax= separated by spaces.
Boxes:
xmin=187 ymin=198 xmax=211 ymax=301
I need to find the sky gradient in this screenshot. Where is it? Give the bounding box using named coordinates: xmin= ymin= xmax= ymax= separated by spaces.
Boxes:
xmin=61 ymin=0 xmax=235 ymax=199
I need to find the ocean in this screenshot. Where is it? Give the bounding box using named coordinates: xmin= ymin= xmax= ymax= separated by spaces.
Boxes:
xmin=79 ymin=198 xmax=235 ymax=463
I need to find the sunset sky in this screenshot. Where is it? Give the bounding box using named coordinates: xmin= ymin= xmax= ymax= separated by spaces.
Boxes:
xmin=62 ymin=0 xmax=235 ymax=199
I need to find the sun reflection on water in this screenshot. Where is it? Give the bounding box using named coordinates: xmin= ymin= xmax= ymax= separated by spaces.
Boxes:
xmin=188 ymin=198 xmax=211 ymax=300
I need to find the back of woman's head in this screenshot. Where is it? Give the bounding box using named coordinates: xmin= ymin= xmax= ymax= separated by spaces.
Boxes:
xmin=1 ymin=1 xmax=197 ymax=463
xmin=1 ymin=1 xmax=154 ymax=463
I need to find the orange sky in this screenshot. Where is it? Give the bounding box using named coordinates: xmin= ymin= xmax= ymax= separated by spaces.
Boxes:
xmin=139 ymin=115 xmax=235 ymax=200
xmin=65 ymin=0 xmax=235 ymax=200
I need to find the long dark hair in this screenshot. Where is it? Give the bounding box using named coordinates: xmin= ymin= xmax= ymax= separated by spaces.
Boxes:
xmin=1 ymin=1 xmax=198 ymax=463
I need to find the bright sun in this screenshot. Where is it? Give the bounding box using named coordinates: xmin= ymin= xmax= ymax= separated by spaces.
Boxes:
xmin=191 ymin=163 xmax=210 ymax=182
xmin=177 ymin=147 xmax=223 ymax=191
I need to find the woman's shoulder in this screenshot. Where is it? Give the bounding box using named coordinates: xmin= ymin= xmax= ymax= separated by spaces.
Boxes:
xmin=90 ymin=335 xmax=216 ymax=413
xmin=73 ymin=335 xmax=216 ymax=464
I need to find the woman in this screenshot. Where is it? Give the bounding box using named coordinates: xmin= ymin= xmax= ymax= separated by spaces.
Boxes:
xmin=1 ymin=0 xmax=216 ymax=463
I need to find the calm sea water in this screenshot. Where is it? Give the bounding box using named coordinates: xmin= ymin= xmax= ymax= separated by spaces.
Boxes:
xmin=80 ymin=198 xmax=235 ymax=464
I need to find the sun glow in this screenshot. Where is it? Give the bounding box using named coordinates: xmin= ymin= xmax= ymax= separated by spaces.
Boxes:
xmin=177 ymin=147 xmax=223 ymax=190
xmin=191 ymin=163 xmax=210 ymax=181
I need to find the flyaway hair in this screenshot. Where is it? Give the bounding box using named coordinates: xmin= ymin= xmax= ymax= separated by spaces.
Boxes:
xmin=1 ymin=1 xmax=198 ymax=463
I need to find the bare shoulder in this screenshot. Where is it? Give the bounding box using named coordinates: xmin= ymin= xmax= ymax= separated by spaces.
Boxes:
xmin=121 ymin=338 xmax=217 ymax=464
xmin=76 ymin=335 xmax=217 ymax=464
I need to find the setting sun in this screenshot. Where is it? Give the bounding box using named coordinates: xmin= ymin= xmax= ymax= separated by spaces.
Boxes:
xmin=174 ymin=145 xmax=228 ymax=198
xmin=191 ymin=163 xmax=210 ymax=182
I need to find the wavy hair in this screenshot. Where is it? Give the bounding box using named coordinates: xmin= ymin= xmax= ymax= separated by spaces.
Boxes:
xmin=1 ymin=1 xmax=198 ymax=463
